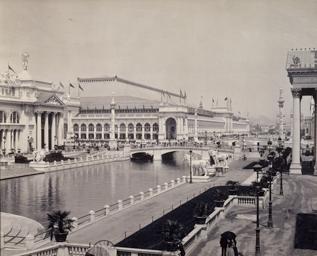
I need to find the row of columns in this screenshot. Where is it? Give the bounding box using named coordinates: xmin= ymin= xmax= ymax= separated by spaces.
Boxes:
xmin=77 ymin=127 xmax=159 ymax=140
xmin=0 ymin=129 xmax=21 ymax=153
xmin=35 ymin=112 xmax=64 ymax=151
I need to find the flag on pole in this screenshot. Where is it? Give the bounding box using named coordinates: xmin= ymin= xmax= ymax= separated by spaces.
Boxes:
xmin=59 ymin=82 xmax=65 ymax=88
xmin=180 ymin=89 xmax=183 ymax=98
xmin=212 ymin=98 xmax=215 ymax=103
xmin=79 ymin=84 xmax=84 ymax=91
xmin=184 ymin=91 xmax=187 ymax=99
xmin=8 ymin=65 xmax=15 ymax=73
xmin=69 ymin=83 xmax=75 ymax=88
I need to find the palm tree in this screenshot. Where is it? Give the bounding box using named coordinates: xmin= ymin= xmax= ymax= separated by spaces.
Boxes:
xmin=161 ymin=219 xmax=184 ymax=251
xmin=47 ymin=210 xmax=74 ymax=242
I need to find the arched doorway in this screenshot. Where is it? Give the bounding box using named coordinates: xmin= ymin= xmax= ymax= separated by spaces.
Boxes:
xmin=166 ymin=118 xmax=176 ymax=140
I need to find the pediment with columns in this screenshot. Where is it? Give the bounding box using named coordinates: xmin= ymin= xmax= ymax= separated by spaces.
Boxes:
xmin=43 ymin=94 xmax=64 ymax=106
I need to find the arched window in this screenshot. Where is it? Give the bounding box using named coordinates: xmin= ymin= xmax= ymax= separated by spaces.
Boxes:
xmin=144 ymin=123 xmax=150 ymax=132
xmin=136 ymin=123 xmax=142 ymax=132
xmin=96 ymin=123 xmax=102 ymax=132
xmin=10 ymin=111 xmax=19 ymax=123
xmin=120 ymin=123 xmax=126 ymax=132
xmin=153 ymin=123 xmax=159 ymax=132
xmin=128 ymin=123 xmax=134 ymax=133
xmin=81 ymin=124 xmax=87 ymax=132
xmin=0 ymin=111 xmax=6 ymax=123
xmin=73 ymin=124 xmax=79 ymax=132
xmin=88 ymin=123 xmax=94 ymax=132
xmin=104 ymin=123 xmax=110 ymax=132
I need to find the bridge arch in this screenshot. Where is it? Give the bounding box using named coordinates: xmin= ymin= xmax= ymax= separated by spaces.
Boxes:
xmin=166 ymin=117 xmax=176 ymax=140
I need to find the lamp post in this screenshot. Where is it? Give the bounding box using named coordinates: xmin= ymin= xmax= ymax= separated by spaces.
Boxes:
xmin=189 ymin=149 xmax=193 ymax=184
xmin=267 ymin=155 xmax=274 ymax=228
xmin=255 ymin=182 xmax=261 ymax=256
xmin=253 ymin=163 xmax=262 ymax=256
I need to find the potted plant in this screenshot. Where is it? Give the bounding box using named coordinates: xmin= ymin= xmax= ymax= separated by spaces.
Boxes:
xmin=193 ymin=202 xmax=211 ymax=224
xmin=161 ymin=219 xmax=184 ymax=251
xmin=47 ymin=210 xmax=74 ymax=242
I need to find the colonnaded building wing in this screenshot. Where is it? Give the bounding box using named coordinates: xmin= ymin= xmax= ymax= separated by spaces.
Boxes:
xmin=0 ymin=53 xmax=250 ymax=154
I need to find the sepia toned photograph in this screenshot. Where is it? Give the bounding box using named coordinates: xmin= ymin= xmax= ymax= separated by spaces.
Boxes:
xmin=1 ymin=0 xmax=317 ymax=255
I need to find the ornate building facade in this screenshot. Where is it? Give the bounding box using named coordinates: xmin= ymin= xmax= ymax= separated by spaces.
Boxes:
xmin=1 ymin=55 xmax=249 ymax=153
xmin=0 ymin=54 xmax=80 ymax=154
xmin=72 ymin=95 xmax=250 ymax=144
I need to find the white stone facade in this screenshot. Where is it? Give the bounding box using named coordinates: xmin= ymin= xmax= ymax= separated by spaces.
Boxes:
xmin=0 ymin=57 xmax=80 ymax=154
xmin=72 ymin=96 xmax=250 ymax=144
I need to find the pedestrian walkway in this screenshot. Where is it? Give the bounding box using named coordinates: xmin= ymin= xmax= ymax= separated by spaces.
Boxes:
xmin=66 ymin=160 xmax=253 ymax=245
xmin=189 ymin=174 xmax=317 ymax=256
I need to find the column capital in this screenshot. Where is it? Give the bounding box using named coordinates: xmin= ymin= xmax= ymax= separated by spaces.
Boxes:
xmin=291 ymin=88 xmax=301 ymax=98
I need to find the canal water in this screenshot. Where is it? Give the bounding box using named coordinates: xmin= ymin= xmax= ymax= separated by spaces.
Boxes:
xmin=0 ymin=153 xmax=187 ymax=226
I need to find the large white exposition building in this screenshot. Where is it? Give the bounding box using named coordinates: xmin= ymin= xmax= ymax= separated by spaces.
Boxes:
xmin=0 ymin=54 xmax=250 ymax=154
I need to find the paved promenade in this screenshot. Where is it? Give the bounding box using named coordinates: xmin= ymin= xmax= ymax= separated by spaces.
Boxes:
xmin=189 ymin=174 xmax=317 ymax=256
xmin=67 ymin=159 xmax=254 ymax=245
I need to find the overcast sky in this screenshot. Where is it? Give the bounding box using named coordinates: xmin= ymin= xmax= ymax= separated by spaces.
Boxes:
xmin=1 ymin=0 xmax=317 ymax=120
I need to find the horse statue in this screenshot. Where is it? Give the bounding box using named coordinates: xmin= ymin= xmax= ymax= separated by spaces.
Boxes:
xmin=183 ymin=154 xmax=209 ymax=176
xmin=208 ymin=150 xmax=229 ymax=168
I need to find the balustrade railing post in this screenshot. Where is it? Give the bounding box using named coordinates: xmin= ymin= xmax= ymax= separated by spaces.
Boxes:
xmin=61 ymin=160 xmax=64 ymax=165
xmin=104 ymin=204 xmax=110 ymax=215
xmin=182 ymin=176 xmax=186 ymax=182
xmin=171 ymin=180 xmax=175 ymax=187
xmin=157 ymin=185 xmax=161 ymax=193
xmin=149 ymin=188 xmax=153 ymax=197
xmin=140 ymin=192 xmax=144 ymax=201
xmin=164 ymin=182 xmax=168 ymax=190
xmin=25 ymin=234 xmax=34 ymax=250
xmin=118 ymin=200 xmax=123 ymax=210
xmin=89 ymin=210 xmax=95 ymax=222
xmin=176 ymin=178 xmax=181 ymax=184
xmin=54 ymin=160 xmax=57 ymax=166
xmin=129 ymin=195 xmax=134 ymax=205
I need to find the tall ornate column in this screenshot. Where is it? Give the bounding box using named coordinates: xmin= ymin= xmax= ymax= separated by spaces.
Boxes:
xmin=51 ymin=113 xmax=56 ymax=149
xmin=17 ymin=130 xmax=21 ymax=151
xmin=36 ymin=112 xmax=42 ymax=150
xmin=290 ymin=88 xmax=302 ymax=174
xmin=194 ymin=109 xmax=198 ymax=140
xmin=57 ymin=112 xmax=64 ymax=145
xmin=6 ymin=129 xmax=11 ymax=153
xmin=44 ymin=112 xmax=49 ymax=150
xmin=184 ymin=117 xmax=188 ymax=140
xmin=125 ymin=125 xmax=128 ymax=142
xmin=150 ymin=124 xmax=153 ymax=140
xmin=314 ymin=91 xmax=317 ymax=175
xmin=141 ymin=124 xmax=145 ymax=140
xmin=133 ymin=124 xmax=136 ymax=140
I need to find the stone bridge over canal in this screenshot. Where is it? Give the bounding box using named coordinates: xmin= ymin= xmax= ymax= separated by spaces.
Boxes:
xmin=129 ymin=146 xmax=234 ymax=161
